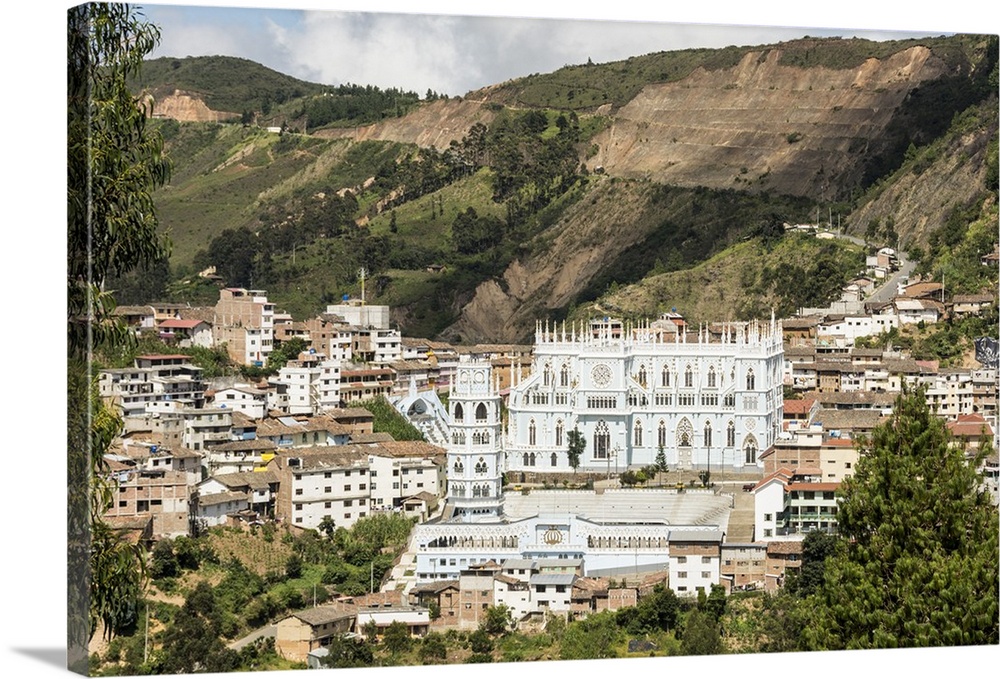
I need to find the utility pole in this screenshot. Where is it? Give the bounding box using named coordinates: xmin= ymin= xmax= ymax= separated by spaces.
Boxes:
xmin=358 ymin=267 xmax=368 ymax=305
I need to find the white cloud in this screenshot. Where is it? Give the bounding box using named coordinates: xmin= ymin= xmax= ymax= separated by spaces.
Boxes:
xmin=142 ymin=2 xmax=973 ymax=96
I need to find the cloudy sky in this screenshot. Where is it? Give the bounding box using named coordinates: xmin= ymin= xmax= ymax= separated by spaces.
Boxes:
xmin=139 ymin=1 xmax=994 ymax=96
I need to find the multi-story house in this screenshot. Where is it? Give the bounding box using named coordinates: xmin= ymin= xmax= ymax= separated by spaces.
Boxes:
xmin=196 ymin=470 xmax=279 ymax=518
xmin=273 ymin=351 xmax=342 ymax=415
xmin=99 ymin=354 xmax=207 ymax=417
xmin=666 ymin=530 xmax=724 ymax=596
xmin=368 ymin=441 xmax=447 ymax=512
xmin=157 ymin=318 xmax=213 ymax=348
xmin=268 ymin=446 xmax=372 ymax=530
xmin=754 ymin=468 xmax=840 ymax=538
xmin=201 ymin=438 xmax=278 ymax=476
xmin=103 ymin=462 xmax=191 ymax=538
xmin=214 ymin=288 xmax=276 ymax=366
xmin=720 ymin=542 xmax=767 ymax=592
xmin=764 ymin=540 xmax=803 ymax=592
xmin=254 ymin=414 xmax=352 ymax=449
xmin=340 ymin=366 xmax=394 ymax=404
xmin=212 ymin=384 xmax=269 ymax=419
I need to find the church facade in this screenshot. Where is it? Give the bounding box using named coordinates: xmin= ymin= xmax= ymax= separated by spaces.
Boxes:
xmin=504 ymin=316 xmax=785 ymax=474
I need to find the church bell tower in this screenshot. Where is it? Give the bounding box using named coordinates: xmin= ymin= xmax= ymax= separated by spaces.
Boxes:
xmin=447 ymin=359 xmax=505 ymax=522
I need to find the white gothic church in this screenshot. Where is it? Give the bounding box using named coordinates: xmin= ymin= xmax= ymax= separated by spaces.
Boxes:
xmin=504 ymin=315 xmax=785 ymax=474
xmin=408 ymin=314 xmax=781 ymax=585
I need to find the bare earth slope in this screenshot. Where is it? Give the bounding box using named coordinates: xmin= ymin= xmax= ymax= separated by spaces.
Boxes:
xmin=311 ymin=98 xmax=499 ymax=150
xmin=845 ymin=99 xmax=998 ymax=247
xmin=588 ymin=47 xmax=949 ymax=200
xmin=148 ymin=89 xmax=238 ymax=122
xmin=440 ymin=178 xmax=666 ymax=343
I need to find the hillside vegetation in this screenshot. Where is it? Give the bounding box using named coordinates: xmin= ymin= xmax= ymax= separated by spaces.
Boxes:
xmin=137 ymin=35 xmax=997 ymax=341
xmin=577 ymin=232 xmax=866 ymax=325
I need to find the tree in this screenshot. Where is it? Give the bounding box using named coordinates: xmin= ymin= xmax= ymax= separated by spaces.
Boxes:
xmin=320 ymin=635 xmax=374 ymax=669
xmin=318 ymin=516 xmax=337 ymax=540
xmin=803 ymin=388 xmax=999 ymax=650
xmin=655 ymin=444 xmax=668 ymax=481
xmin=68 ymin=5 xmax=170 ymax=663
xmin=784 ymin=529 xmax=841 ymax=598
xmin=285 ymin=553 xmax=303 ymax=579
xmin=680 ymin=610 xmax=723 ymax=655
xmin=419 ymin=631 xmax=448 ymax=663
xmin=567 ymin=427 xmax=585 ymax=474
xmin=382 ymin=620 xmax=412 ymax=655
xmin=481 ymin=604 xmax=514 ymax=636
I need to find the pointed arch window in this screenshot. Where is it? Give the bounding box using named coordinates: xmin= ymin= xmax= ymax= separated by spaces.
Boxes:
xmin=551 ymin=453 xmax=558 ymax=467
xmin=453 ymin=460 xmax=464 ymax=473
xmin=560 ymin=364 xmax=570 ymax=387
xmin=522 ymin=453 xmax=529 ymax=467
xmin=529 ymin=419 xmax=537 ymax=446
xmin=543 ymin=364 xmax=552 ymax=387
xmin=638 ymin=365 xmax=647 ymax=387
xmin=746 ymin=369 xmax=755 ymax=391
xmin=658 ymin=420 xmax=667 ymax=448
xmin=684 ymin=365 xmax=694 ymax=388
xmin=634 ymin=420 xmax=643 ymax=447
xmin=594 ymin=420 xmax=610 ymax=459
xmin=555 ymin=420 xmax=564 ymax=447
xmin=677 ymin=418 xmax=693 ymax=448
xmin=475 ymin=402 xmax=488 ymax=421
xmin=453 ymin=402 xmax=464 ymax=422
xmin=707 ymin=366 xmax=717 ymax=388
xmin=704 ymin=421 xmax=713 ymax=447
xmin=475 ymin=457 xmax=487 ymax=474
xmin=727 ymin=421 xmax=736 ymax=447
xmin=744 ymin=435 xmax=758 ymax=464
xmin=661 ymin=366 xmax=671 ymax=387
xmin=529 ymin=452 xmax=537 ymax=467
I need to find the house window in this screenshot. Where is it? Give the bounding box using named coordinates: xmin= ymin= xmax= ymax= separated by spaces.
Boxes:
xmin=295 ymin=489 xmax=303 ymax=495
xmin=685 ymin=365 xmax=694 ymax=387
xmin=701 ymin=556 xmax=711 ymax=564
xmin=345 ymin=485 xmax=351 ymax=492
xmin=764 ymin=513 xmax=772 ymax=522
xmin=764 ymin=529 xmax=772 ymax=537
xmin=295 ymin=504 xmax=303 ymax=511
xmin=324 ymin=487 xmax=331 ymax=493
xmin=677 ymin=556 xmax=687 ymax=564
xmin=344 ymin=500 xmax=353 ymax=507
xmin=746 ymin=369 xmax=755 ymax=391
xmin=701 ymin=572 xmax=711 ymax=579
xmin=633 ymin=420 xmax=643 ymax=447
xmin=325 ymin=502 xmax=332 ymax=509
xmin=678 ymin=572 xmax=687 ymax=579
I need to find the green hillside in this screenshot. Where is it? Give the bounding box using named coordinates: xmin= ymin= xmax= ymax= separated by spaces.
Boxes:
xmin=580 ymin=232 xmax=867 ymax=324
xmin=483 ymin=35 xmax=989 ymax=111
xmin=135 ymin=55 xmax=327 ymax=114
xmin=130 ymin=35 xmax=997 ymax=341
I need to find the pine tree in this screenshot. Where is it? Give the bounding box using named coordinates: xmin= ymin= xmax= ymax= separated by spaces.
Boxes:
xmin=803 ymin=387 xmax=999 ymax=649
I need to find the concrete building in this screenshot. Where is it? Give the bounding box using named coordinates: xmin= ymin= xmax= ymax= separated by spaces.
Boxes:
xmin=99 ymin=354 xmax=207 ymax=417
xmin=214 ymin=288 xmax=276 ymax=366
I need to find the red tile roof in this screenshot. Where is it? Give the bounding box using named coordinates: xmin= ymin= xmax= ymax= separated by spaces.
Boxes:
xmin=159 ymin=319 xmax=207 ymax=329
xmin=783 ymin=398 xmax=816 ymax=415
